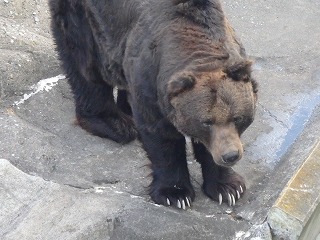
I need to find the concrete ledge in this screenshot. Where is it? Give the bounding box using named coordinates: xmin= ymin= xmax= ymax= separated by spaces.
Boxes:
xmin=268 ymin=141 xmax=320 ymax=240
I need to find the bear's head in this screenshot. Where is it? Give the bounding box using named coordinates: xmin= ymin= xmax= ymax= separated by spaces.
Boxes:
xmin=167 ymin=61 xmax=257 ymax=167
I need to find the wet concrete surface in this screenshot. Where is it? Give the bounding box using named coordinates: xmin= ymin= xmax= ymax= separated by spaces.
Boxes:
xmin=0 ymin=0 xmax=320 ymax=239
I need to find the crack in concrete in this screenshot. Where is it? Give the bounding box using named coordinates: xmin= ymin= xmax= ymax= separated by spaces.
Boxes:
xmin=0 ymin=186 xmax=47 ymax=238
xmin=232 ymin=218 xmax=273 ymax=240
xmin=259 ymin=102 xmax=288 ymax=128
xmin=0 ymin=79 xmax=4 ymax=100
xmin=266 ymin=220 xmax=275 ymax=240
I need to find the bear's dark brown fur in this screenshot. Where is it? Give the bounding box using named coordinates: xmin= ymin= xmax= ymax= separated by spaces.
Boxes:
xmin=49 ymin=0 xmax=257 ymax=209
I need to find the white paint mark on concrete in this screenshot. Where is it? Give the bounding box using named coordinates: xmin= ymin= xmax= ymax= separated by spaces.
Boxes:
xmin=235 ymin=231 xmax=246 ymax=239
xmin=14 ymin=74 xmax=66 ymax=106
xmin=130 ymin=195 xmax=143 ymax=199
xmin=287 ymin=187 xmax=313 ymax=193
xmin=92 ymin=187 xmax=145 ymax=201
xmin=94 ymin=187 xmax=108 ymax=194
xmin=244 ymin=232 xmax=251 ymax=238
xmin=114 ymin=191 xmax=124 ymax=194
xmin=149 ymin=202 xmax=161 ymax=207
xmin=233 ymin=231 xmax=251 ymax=240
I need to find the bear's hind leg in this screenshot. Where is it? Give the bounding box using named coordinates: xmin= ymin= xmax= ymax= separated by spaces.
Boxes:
xmin=49 ymin=0 xmax=136 ymax=144
xmin=116 ymin=89 xmax=132 ymax=116
xmin=192 ymin=140 xmax=246 ymax=206
xmin=70 ymin=74 xmax=137 ymax=144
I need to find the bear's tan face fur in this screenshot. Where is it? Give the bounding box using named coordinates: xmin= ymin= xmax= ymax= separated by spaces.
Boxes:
xmin=169 ymin=70 xmax=257 ymax=167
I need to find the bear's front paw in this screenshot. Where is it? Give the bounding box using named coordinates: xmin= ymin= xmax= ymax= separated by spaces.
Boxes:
xmin=203 ymin=168 xmax=246 ymax=207
xmin=150 ymin=183 xmax=195 ymax=210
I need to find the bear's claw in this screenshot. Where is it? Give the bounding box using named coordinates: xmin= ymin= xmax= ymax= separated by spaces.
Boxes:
xmin=179 ymin=198 xmax=191 ymax=209
xmin=203 ymin=168 xmax=246 ymax=206
xmin=219 ymin=193 xmax=223 ymax=205
xmin=216 ymin=182 xmax=245 ymax=206
xmin=151 ymin=183 xmax=195 ymax=210
xmin=240 ymin=185 xmax=244 ymax=193
xmin=176 ymin=198 xmax=190 ymax=210
xmin=230 ymin=193 xmax=236 ymax=206
xmin=236 ymin=190 xmax=241 ymax=199
xmin=177 ymin=199 xmax=182 ymax=209
xmin=218 ymin=192 xmax=238 ymax=206
xmin=186 ymin=197 xmax=191 ymax=207
xmin=167 ymin=197 xmax=191 ymax=210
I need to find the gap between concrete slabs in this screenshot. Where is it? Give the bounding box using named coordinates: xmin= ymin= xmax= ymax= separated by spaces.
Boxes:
xmin=268 ymin=141 xmax=320 ymax=240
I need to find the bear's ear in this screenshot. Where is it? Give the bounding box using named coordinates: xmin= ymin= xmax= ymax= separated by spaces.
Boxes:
xmin=252 ymin=78 xmax=258 ymax=94
xmin=225 ymin=60 xmax=252 ymax=82
xmin=172 ymin=0 xmax=189 ymax=4
xmin=172 ymin=0 xmax=209 ymax=6
xmin=167 ymin=74 xmax=196 ymax=99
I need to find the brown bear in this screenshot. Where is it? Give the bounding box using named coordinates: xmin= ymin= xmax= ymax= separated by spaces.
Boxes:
xmin=49 ymin=0 xmax=257 ymax=209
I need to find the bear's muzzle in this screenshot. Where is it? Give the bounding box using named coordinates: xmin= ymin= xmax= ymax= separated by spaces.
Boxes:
xmin=208 ymin=123 xmax=243 ymax=167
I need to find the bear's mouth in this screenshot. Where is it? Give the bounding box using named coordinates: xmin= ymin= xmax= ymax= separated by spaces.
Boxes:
xmin=209 ymin=147 xmax=243 ymax=167
xmin=190 ymin=135 xmax=243 ymax=167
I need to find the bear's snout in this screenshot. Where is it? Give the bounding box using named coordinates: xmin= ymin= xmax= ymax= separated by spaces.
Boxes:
xmin=209 ymin=124 xmax=243 ymax=167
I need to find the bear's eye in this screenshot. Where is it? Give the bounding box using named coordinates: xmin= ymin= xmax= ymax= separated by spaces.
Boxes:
xmin=234 ymin=116 xmax=253 ymax=134
xmin=202 ymin=119 xmax=214 ymax=127
xmin=234 ymin=116 xmax=244 ymax=124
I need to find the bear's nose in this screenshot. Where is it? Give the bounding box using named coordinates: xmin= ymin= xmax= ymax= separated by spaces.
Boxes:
xmin=221 ymin=151 xmax=240 ymax=164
